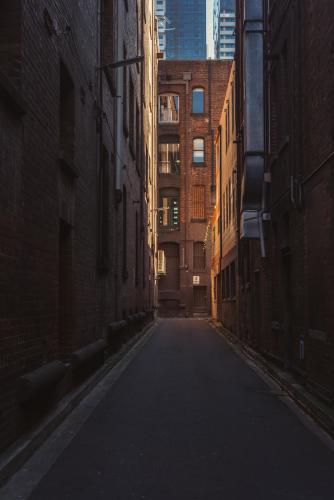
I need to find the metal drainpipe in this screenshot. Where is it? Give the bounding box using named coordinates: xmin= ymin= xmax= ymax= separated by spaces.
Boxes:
xmin=184 ymin=80 xmax=189 ymax=315
xmin=241 ymin=0 xmax=265 ymax=247
xmin=208 ymin=61 xmax=214 ymax=188
xmin=140 ymin=0 xmax=144 ymax=311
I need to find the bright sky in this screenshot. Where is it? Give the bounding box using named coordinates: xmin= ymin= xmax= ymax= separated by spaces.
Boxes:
xmin=206 ymin=0 xmax=214 ymax=58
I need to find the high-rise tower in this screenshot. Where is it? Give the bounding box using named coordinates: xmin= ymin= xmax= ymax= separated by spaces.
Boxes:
xmin=213 ymin=0 xmax=236 ymax=60
xmin=155 ymin=0 xmax=167 ymax=58
xmin=163 ymin=0 xmax=207 ymax=60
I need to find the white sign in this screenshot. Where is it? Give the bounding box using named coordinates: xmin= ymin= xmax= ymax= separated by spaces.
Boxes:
xmin=193 ymin=276 xmax=200 ymax=285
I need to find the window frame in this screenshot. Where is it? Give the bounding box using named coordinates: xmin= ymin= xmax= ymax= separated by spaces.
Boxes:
xmin=192 ymin=185 xmax=206 ymax=222
xmin=158 ymin=138 xmax=180 ymax=175
xmin=192 ymin=87 xmax=205 ymax=114
xmin=192 ymin=137 xmax=205 ymax=165
xmin=193 ymin=241 xmax=206 ymax=271
xmin=158 ymin=93 xmax=180 ymax=124
xmin=159 ymin=188 xmax=180 ymax=230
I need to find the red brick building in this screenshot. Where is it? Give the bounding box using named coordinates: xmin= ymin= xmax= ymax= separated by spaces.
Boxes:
xmin=157 ymin=60 xmax=231 ymax=317
xmin=234 ymin=0 xmax=334 ymax=402
xmin=211 ymin=62 xmax=238 ymax=334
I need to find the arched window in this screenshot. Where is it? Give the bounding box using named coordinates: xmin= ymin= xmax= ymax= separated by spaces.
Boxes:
xmin=192 ymin=88 xmax=204 ymax=113
xmin=159 ymin=94 xmax=179 ymax=123
xmin=193 ymin=242 xmax=206 ymax=270
xmin=193 ymin=138 xmax=205 ymax=163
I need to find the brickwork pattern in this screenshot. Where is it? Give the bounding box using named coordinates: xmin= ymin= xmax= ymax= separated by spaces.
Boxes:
xmin=0 ymin=0 xmax=156 ymax=452
xmin=158 ymin=60 xmax=232 ymax=316
xmin=235 ymin=0 xmax=334 ymax=401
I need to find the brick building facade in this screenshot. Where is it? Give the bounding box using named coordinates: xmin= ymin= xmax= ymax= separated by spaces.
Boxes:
xmin=211 ymin=62 xmax=238 ymax=334
xmin=233 ymin=0 xmax=334 ymax=402
xmin=114 ymin=0 xmax=158 ymax=320
xmin=0 ymin=0 xmax=157 ymax=452
xmin=157 ymin=60 xmax=231 ymax=317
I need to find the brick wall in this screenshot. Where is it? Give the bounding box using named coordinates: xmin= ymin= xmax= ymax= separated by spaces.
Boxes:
xmin=0 ymin=0 xmax=108 ymax=450
xmin=0 ymin=0 xmax=158 ymax=452
xmin=158 ymin=60 xmax=231 ymax=316
xmin=235 ymin=0 xmax=334 ymax=402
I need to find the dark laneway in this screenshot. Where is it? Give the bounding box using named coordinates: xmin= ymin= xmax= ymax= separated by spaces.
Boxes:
xmin=19 ymin=320 xmax=334 ymax=499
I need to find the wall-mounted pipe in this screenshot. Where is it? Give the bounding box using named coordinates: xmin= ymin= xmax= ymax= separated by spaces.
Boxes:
xmin=240 ymin=0 xmax=265 ymax=240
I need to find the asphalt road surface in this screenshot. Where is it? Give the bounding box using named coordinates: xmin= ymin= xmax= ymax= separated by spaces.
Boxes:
xmin=6 ymin=319 xmax=334 ymax=499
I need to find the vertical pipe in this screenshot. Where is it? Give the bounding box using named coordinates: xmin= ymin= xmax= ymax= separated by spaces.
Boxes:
xmin=240 ymin=0 xmax=265 ymax=237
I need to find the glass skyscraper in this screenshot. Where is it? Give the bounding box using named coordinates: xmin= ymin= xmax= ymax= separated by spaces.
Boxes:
xmin=213 ymin=0 xmax=236 ymax=60
xmin=164 ymin=0 xmax=207 ymax=60
xmin=156 ymin=0 xmax=167 ymax=58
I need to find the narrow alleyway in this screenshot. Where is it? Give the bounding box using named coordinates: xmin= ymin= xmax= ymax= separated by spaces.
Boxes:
xmin=4 ymin=320 xmax=334 ymax=500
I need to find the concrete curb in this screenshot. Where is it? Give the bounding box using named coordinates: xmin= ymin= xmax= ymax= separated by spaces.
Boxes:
xmin=210 ymin=320 xmax=334 ymax=439
xmin=0 ymin=320 xmax=157 ymax=487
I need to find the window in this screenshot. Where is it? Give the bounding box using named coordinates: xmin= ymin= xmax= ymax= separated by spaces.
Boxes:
xmin=159 ymin=94 xmax=179 ymax=123
xmin=192 ymin=88 xmax=204 ymax=113
xmin=60 ymin=62 xmax=75 ymax=160
xmin=226 ymin=266 xmax=230 ymax=298
xmin=193 ymin=242 xmax=206 ymax=270
xmin=135 ymin=211 xmax=139 ymax=286
xmin=98 ymin=146 xmax=110 ymax=270
xmin=193 ymin=138 xmax=204 ymax=164
xmin=0 ymin=1 xmax=22 ymax=84
xmin=231 ymin=82 xmax=235 ymax=131
xmin=232 ymin=176 xmax=236 ymax=219
xmin=158 ymin=140 xmax=180 ymax=174
xmin=145 ymin=145 xmax=149 ymax=192
xmin=159 ymin=189 xmax=179 ymax=229
xmin=227 ymin=182 xmax=230 ymax=226
xmin=122 ymin=185 xmax=128 ymax=280
xmin=192 ymin=185 xmax=205 ymax=221
xmin=123 ymin=45 xmax=128 ymax=135
xmin=223 ymin=192 xmax=226 ymax=230
xmin=225 ymin=102 xmax=230 ymax=152
xmin=102 ymin=0 xmax=115 ymax=94
xmin=229 ymin=178 xmax=233 ymax=225
xmin=136 ymin=102 xmax=140 ymax=164
xmin=230 ymin=262 xmax=236 ymax=298
xmin=129 ymin=77 xmax=135 ymax=156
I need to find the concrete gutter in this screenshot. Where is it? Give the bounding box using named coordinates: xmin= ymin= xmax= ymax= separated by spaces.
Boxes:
xmin=0 ymin=321 xmax=157 ymax=487
xmin=210 ymin=320 xmax=334 ymax=439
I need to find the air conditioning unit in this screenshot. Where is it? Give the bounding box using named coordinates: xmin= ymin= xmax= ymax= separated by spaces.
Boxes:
xmin=157 ymin=250 xmax=166 ymax=275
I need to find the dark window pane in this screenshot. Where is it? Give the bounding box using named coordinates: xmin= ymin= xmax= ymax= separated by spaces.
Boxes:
xmin=192 ymin=88 xmax=204 ymax=113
